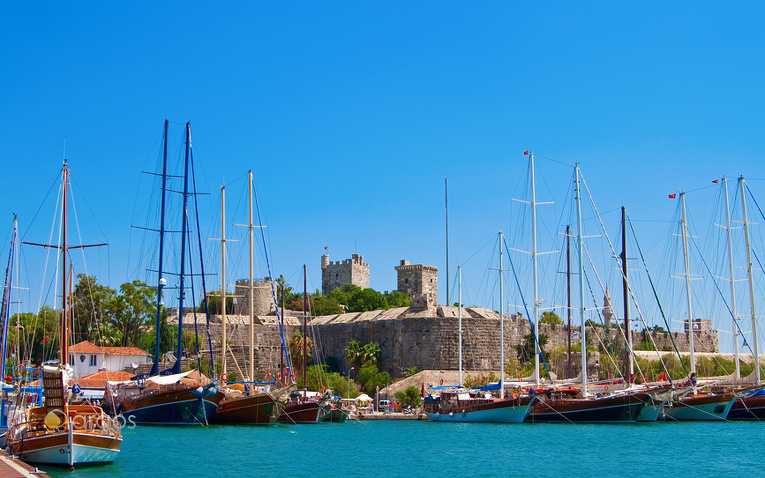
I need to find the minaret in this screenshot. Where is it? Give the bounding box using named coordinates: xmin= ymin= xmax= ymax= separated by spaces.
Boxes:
xmin=603 ymin=288 xmax=613 ymax=327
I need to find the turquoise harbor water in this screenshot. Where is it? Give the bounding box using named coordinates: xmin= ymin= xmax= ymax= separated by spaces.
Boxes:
xmin=46 ymin=420 xmax=762 ymax=478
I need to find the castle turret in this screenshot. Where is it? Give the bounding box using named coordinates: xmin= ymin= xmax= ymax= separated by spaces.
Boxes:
xmin=395 ymin=259 xmax=438 ymax=309
xmin=321 ymin=253 xmax=370 ymax=295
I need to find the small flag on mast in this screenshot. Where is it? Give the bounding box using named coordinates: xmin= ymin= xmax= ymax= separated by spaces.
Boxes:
xmin=712 ymin=179 xmax=719 ymax=184
xmin=523 ymin=151 xmax=529 ymax=155
xmin=668 ymin=193 xmax=677 ymax=199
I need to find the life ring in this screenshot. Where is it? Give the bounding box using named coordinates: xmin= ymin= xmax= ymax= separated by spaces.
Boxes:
xmin=221 ymin=373 xmax=229 ymax=382
xmin=604 ymin=384 xmax=609 ymax=392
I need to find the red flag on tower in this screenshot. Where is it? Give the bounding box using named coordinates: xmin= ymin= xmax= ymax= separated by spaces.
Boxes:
xmin=668 ymin=193 xmax=677 ymax=199
xmin=712 ymin=179 xmax=719 ymax=184
xmin=523 ymin=151 xmax=529 ymax=155
xmin=324 ymin=246 xmax=328 ymax=250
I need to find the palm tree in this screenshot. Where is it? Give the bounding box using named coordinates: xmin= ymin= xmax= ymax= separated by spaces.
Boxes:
xmin=361 ymin=342 xmax=381 ymax=366
xmin=345 ymin=340 xmax=362 ymax=369
xmin=288 ymin=333 xmax=313 ymax=378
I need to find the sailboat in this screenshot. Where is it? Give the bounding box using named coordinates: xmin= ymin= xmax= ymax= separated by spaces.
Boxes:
xmin=104 ymin=121 xmax=223 ymax=425
xmin=526 ymin=159 xmax=650 ymax=423
xmin=710 ymin=176 xmax=762 ymax=420
xmin=423 ymin=234 xmax=538 ymax=423
xmin=6 ymin=161 xmax=122 ymax=466
xmin=277 ymin=265 xmax=326 ymax=424
xmin=0 ymin=215 xmax=19 ymax=446
xmin=659 ymin=191 xmax=736 ymax=421
xmin=212 ymin=172 xmax=282 ymax=425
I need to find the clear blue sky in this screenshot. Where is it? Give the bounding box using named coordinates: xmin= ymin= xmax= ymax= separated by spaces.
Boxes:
xmin=1 ymin=2 xmax=764 ymax=353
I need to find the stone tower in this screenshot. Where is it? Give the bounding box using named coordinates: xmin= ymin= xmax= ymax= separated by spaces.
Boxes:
xmin=395 ymin=260 xmax=438 ymax=308
xmin=321 ymin=254 xmax=370 ymax=295
xmin=603 ymin=288 xmax=613 ymax=327
xmin=233 ymin=277 xmax=277 ymax=316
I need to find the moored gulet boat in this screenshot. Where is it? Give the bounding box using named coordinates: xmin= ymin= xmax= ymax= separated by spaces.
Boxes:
xmin=424 ymin=240 xmax=537 ymax=424
xmin=209 ymin=171 xmax=288 ymax=425
xmin=6 ymin=161 xmax=122 ymax=466
xmin=525 ymin=159 xmax=648 ymax=423
xmin=104 ymin=121 xmax=223 ymax=425
xmin=658 ymin=192 xmax=736 ymax=421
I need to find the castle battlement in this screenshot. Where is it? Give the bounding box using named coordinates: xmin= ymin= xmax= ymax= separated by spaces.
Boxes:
xmin=321 ymin=253 xmax=370 ymax=294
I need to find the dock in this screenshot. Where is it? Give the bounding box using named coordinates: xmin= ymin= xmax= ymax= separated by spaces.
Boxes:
xmin=357 ymin=412 xmax=429 ymax=421
xmin=0 ymin=450 xmax=50 ymax=477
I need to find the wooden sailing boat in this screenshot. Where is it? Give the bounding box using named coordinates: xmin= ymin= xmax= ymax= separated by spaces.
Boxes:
xmin=711 ymin=176 xmax=763 ymax=420
xmin=277 ymin=265 xmax=325 ymax=424
xmin=212 ymin=172 xmax=281 ymax=425
xmin=104 ymin=121 xmax=223 ymax=425
xmin=6 ymin=161 xmax=122 ymax=466
xmin=528 ymin=160 xmax=650 ymax=423
xmin=660 ymin=192 xmax=736 ymax=421
xmin=423 ymin=234 xmax=537 ymax=423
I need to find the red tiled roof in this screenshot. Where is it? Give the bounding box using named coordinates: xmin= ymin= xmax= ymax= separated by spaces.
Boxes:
xmin=71 ymin=370 xmax=135 ymax=389
xmin=70 ymin=341 xmax=150 ymax=357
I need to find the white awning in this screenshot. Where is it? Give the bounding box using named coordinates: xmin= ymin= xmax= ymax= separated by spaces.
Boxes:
xmin=147 ymin=371 xmax=193 ymax=385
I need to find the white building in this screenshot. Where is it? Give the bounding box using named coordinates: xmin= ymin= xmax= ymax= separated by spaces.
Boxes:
xmin=69 ymin=341 xmax=152 ymax=378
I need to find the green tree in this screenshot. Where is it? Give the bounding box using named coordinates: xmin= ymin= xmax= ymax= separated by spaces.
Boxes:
xmin=203 ymin=290 xmax=235 ymax=315
xmin=348 ymin=288 xmax=387 ymax=312
xmin=384 ymin=291 xmax=410 ymax=308
xmin=288 ymin=333 xmax=314 ymax=379
xmin=355 ymin=361 xmax=390 ymax=395
xmin=540 ymin=311 xmax=563 ymax=325
xmin=404 ymin=366 xmax=420 ymax=378
xmin=71 ymin=274 xmax=116 ymax=343
xmin=111 ymin=280 xmax=155 ymax=347
xmin=361 ymin=342 xmax=381 ymax=366
xmin=306 ymin=363 xmax=359 ymax=397
xmin=515 ymin=332 xmax=548 ymax=365
xmin=395 ymin=386 xmax=422 ymax=408
xmin=345 ymin=340 xmax=363 ymax=370
xmin=311 ymin=294 xmax=344 ymax=316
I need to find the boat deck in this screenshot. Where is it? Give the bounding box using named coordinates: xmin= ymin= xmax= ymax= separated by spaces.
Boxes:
xmin=0 ymin=449 xmax=50 ymax=477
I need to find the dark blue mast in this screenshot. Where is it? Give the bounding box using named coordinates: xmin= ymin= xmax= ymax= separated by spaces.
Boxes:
xmin=0 ymin=215 xmax=17 ymax=379
xmin=150 ymin=120 xmax=169 ymax=377
xmin=173 ymin=122 xmax=191 ymax=375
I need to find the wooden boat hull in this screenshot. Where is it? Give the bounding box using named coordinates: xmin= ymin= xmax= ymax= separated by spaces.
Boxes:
xmin=528 ymin=393 xmax=647 ymax=423
xmin=10 ymin=431 xmax=121 ymax=465
xmin=424 ymin=396 xmax=536 ymax=423
xmin=660 ymin=393 xmax=735 ymax=421
xmin=212 ymin=392 xmax=280 ymax=425
xmin=117 ymin=387 xmax=224 ymax=426
xmin=321 ymin=408 xmax=350 ymax=423
xmin=719 ymin=395 xmax=764 ymax=421
xmin=277 ymin=402 xmax=324 ymax=424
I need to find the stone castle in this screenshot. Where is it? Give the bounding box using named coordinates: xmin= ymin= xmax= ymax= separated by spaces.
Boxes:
xmin=174 ymin=253 xmax=720 ymax=382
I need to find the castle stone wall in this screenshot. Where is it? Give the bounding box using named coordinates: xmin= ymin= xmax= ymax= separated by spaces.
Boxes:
xmin=321 ymin=254 xmax=370 ymax=295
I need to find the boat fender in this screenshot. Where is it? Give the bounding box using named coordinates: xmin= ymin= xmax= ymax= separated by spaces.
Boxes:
xmin=440 ymin=379 xmax=444 ymax=385
xmin=604 ymin=384 xmax=609 ymax=392
xmin=449 ymin=412 xmax=453 ymax=417
xmin=221 ymin=373 xmax=228 ymax=382
xmin=462 ymin=410 xmax=466 ymax=417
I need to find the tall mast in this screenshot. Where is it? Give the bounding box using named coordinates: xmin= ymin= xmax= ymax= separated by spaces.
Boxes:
xmin=220 ymin=186 xmax=228 ymax=379
xmin=722 ymin=177 xmax=740 ymax=379
xmin=248 ymin=170 xmax=254 ymax=384
xmin=575 ymin=164 xmax=587 ymax=395
xmin=445 ymin=178 xmax=450 ymax=307
xmin=566 ymin=224 xmax=571 ymax=379
xmin=498 ymin=231 xmax=504 ymax=398
xmin=0 ymin=215 xmax=17 ymax=377
xmin=739 ymin=177 xmax=760 ymax=385
xmin=280 ymin=282 xmax=285 ymax=384
xmin=458 ymin=265 xmax=462 ymax=387
xmin=303 ymin=264 xmax=308 ymax=393
xmin=61 ymin=161 xmax=69 ymax=367
xmin=151 ymin=120 xmax=169 ymax=375
xmin=530 ymin=152 xmax=540 ymax=386
xmin=621 ymin=206 xmax=634 ymax=382
xmin=174 ymin=122 xmax=191 ymax=375
xmin=679 ymin=192 xmax=696 ymax=379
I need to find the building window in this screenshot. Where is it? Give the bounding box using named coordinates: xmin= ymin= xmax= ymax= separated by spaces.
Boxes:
xmin=90 ymin=355 xmax=97 ymax=367
xmin=69 ymin=355 xmax=74 ymax=364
